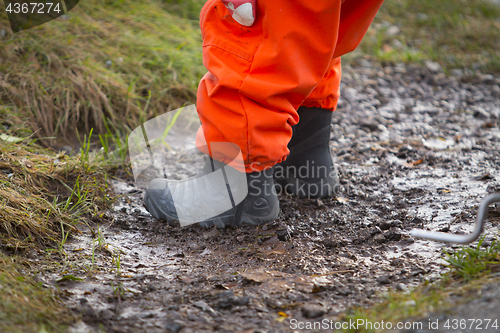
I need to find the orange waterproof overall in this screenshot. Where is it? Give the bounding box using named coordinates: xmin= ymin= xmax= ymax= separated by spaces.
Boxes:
xmin=195 ymin=0 xmax=384 ymax=172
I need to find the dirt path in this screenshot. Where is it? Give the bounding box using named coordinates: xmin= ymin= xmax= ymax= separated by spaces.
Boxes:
xmin=42 ymin=62 xmax=500 ymax=333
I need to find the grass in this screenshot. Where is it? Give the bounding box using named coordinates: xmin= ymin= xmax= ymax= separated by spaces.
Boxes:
xmin=0 ymin=0 xmax=205 ymax=145
xmin=0 ymin=138 xmax=110 ymax=249
xmin=339 ymin=235 xmax=500 ymax=332
xmin=444 ymin=236 xmax=500 ymax=282
xmin=0 ymin=253 xmax=73 ymax=333
xmin=0 ymin=135 xmax=118 ymax=330
xmin=349 ymin=0 xmax=500 ymax=72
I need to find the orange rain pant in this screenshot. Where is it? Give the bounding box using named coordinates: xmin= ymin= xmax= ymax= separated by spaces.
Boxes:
xmin=195 ymin=0 xmax=384 ymax=172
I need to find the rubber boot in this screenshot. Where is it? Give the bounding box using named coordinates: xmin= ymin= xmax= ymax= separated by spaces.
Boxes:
xmin=143 ymin=157 xmax=279 ymax=228
xmin=274 ymin=106 xmax=340 ymax=198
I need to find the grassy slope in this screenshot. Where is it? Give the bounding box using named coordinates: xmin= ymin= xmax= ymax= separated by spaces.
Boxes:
xmin=0 ymin=0 xmax=205 ymax=145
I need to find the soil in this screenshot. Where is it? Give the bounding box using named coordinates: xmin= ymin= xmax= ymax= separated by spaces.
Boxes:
xmin=39 ymin=62 xmax=500 ymax=333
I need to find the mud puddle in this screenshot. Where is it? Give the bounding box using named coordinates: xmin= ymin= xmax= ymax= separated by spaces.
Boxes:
xmin=38 ymin=63 xmax=500 ymax=332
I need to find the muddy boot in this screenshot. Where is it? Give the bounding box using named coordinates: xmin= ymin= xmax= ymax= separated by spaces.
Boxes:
xmin=274 ymin=106 xmax=339 ymax=198
xmin=143 ymin=157 xmax=279 ymax=228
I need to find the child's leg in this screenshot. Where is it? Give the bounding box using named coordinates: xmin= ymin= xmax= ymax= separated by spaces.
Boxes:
xmin=273 ymin=57 xmax=342 ymax=198
xmin=196 ymin=0 xmax=384 ymax=173
xmin=195 ymin=0 xmax=343 ymax=173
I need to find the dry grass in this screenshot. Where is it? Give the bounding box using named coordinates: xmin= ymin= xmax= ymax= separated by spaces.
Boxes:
xmin=0 ymin=139 xmax=109 ymax=249
xmin=0 ymin=0 xmax=203 ymax=146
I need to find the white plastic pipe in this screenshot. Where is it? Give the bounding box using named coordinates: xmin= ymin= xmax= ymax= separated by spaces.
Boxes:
xmin=409 ymin=193 xmax=500 ymax=244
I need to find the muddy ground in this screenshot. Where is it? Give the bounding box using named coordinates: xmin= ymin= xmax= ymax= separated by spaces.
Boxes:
xmin=37 ymin=61 xmax=500 ymax=332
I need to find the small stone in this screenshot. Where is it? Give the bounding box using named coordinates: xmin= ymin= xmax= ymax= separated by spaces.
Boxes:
xmin=398 ymin=145 xmax=413 ymax=153
xmin=301 ymin=304 xmax=326 ymax=318
xmin=425 ymin=60 xmax=441 ymax=73
xmin=100 ymin=309 xmax=114 ymax=320
xmin=479 ymin=74 xmax=494 ymax=84
xmin=392 ymin=39 xmax=404 ymax=50
xmin=451 ymin=69 xmax=463 ymax=78
xmin=386 ymin=25 xmax=400 ymax=36
xmin=165 ymin=320 xmax=184 ymax=333
xmin=373 ymin=233 xmax=386 ymax=244
xmin=395 ymin=283 xmax=405 ymax=291
xmin=376 ymin=275 xmax=391 ymax=285
xmin=403 ymin=300 xmax=417 ymax=307
xmin=473 ymin=109 xmax=489 ymax=119
xmin=359 ymin=119 xmax=379 ymax=132
xmin=193 ymin=300 xmax=216 ymax=315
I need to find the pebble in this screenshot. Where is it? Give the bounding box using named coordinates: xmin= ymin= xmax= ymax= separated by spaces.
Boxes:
xmin=373 ymin=233 xmax=386 ymax=243
xmin=425 ymin=60 xmax=441 ymax=73
xmin=386 ymin=25 xmax=400 ymax=36
xmin=376 ymin=275 xmax=391 ymax=285
xmin=301 ymin=304 xmax=326 ymax=318
xmin=165 ymin=320 xmax=184 ymax=333
xmin=480 ymin=74 xmax=495 ymax=84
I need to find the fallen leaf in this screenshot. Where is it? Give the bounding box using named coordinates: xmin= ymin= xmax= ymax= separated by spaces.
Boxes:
xmin=382 ymin=44 xmax=393 ymax=52
xmin=240 ymin=269 xmax=275 ymax=283
xmin=474 ymin=172 xmax=493 ymax=181
xmin=337 ymin=197 xmax=348 ymax=203
xmin=259 ymin=236 xmax=286 ymax=255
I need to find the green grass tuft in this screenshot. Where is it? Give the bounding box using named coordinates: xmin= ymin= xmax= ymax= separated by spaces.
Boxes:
xmin=444 ymin=236 xmax=500 ymax=282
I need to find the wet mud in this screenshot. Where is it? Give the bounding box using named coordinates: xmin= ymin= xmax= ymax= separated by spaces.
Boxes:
xmin=41 ymin=62 xmax=500 ymax=332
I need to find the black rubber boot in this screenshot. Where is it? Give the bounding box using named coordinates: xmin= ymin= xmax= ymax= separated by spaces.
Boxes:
xmin=143 ymin=157 xmax=279 ymax=228
xmin=274 ymin=106 xmax=339 ymax=198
